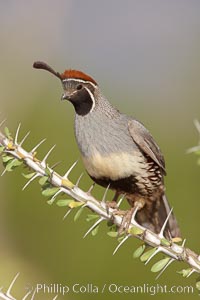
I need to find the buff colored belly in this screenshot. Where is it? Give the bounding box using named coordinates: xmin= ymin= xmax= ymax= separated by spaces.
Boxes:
xmin=82 ymin=150 xmax=146 ymax=181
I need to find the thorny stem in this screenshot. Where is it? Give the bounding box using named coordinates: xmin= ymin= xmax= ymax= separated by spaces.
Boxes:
xmin=0 ymin=273 xmax=58 ymax=300
xmin=0 ymin=129 xmax=200 ymax=278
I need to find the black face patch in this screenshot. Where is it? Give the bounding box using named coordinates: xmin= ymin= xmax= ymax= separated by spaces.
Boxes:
xmin=70 ymin=87 xmax=94 ymax=116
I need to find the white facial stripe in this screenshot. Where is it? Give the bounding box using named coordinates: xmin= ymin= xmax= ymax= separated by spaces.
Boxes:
xmin=62 ymin=78 xmax=97 ymax=89
xmin=84 ymin=87 xmax=95 ymax=112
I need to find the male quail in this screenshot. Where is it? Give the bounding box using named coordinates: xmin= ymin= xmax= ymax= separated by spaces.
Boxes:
xmin=33 ymin=61 xmax=180 ymax=238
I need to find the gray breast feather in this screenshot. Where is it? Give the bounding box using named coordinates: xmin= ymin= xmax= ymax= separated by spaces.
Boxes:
xmin=74 ymin=111 xmax=164 ymax=182
xmin=75 ymin=111 xmax=140 ymax=156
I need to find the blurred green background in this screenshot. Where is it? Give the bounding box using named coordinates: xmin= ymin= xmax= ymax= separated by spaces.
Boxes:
xmin=0 ymin=1 xmax=200 ymax=299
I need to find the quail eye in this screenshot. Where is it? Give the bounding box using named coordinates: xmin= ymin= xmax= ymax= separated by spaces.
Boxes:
xmin=76 ymin=84 xmax=83 ymax=90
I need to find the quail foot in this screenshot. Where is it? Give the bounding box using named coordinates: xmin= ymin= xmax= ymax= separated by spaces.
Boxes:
xmin=33 ymin=61 xmax=181 ymax=238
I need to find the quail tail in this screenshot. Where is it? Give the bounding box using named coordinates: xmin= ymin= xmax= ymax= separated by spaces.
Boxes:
xmin=135 ymin=194 xmax=181 ymax=238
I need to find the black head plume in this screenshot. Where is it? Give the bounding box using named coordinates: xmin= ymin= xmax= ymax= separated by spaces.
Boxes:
xmin=33 ymin=61 xmax=62 ymax=80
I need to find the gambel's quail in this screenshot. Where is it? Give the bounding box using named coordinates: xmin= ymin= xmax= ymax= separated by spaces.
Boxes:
xmin=33 ymin=61 xmax=180 ymax=238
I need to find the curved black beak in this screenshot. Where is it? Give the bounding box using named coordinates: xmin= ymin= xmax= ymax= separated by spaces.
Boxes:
xmin=61 ymin=92 xmax=71 ymax=101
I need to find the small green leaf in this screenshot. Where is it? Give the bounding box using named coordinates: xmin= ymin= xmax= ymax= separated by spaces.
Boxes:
xmin=13 ymin=159 xmax=23 ymax=166
xmin=4 ymin=127 xmax=12 ymax=139
xmin=140 ymin=248 xmax=157 ymax=262
xmin=171 ymin=237 xmax=182 ymax=243
xmin=117 ymin=234 xmax=125 ymax=243
xmin=45 ymin=165 xmax=51 ymax=176
xmin=47 ymin=199 xmax=56 ymax=205
xmin=22 ymin=172 xmax=36 ymax=179
xmin=6 ymin=158 xmax=15 ymax=172
xmin=177 ymin=268 xmax=192 ymax=277
xmin=107 ymin=231 xmax=118 ymax=238
xmin=133 ymin=244 xmax=146 ymax=258
xmin=195 ymin=150 xmax=200 ymax=156
xmin=107 ymin=219 xmax=114 ymax=227
xmin=129 ymin=225 xmax=144 ymax=235
xmin=2 ymin=155 xmax=13 ymax=163
xmin=161 ymin=238 xmax=171 ymax=246
xmin=0 ymin=146 xmax=5 ymax=153
xmin=151 ymin=257 xmax=170 ymax=273
xmin=68 ymin=201 xmax=84 ymax=208
xmin=39 ymin=176 xmax=48 ymax=186
xmin=107 ymin=221 xmax=117 ymax=232
xmin=74 ymin=206 xmax=84 ymax=222
xmin=196 ymin=281 xmax=200 ymax=291
xmin=92 ymin=225 xmax=99 ymax=236
xmin=42 ymin=187 xmax=60 ymax=197
xmin=86 ymin=214 xmax=99 ymax=222
xmin=5 ymin=159 xmax=22 ymax=171
xmin=56 ymin=199 xmax=73 ymax=207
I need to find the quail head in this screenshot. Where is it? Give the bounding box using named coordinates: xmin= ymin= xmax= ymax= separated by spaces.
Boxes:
xmin=33 ymin=61 xmax=180 ymax=238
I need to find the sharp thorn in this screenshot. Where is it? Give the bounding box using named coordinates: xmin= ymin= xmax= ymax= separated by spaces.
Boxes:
xmin=19 ymin=131 xmax=30 ymax=146
xmin=63 ymin=208 xmax=73 ymax=220
xmin=83 ymin=217 xmax=104 ymax=239
xmin=6 ymin=272 xmax=20 ymax=298
xmin=0 ymin=118 xmax=7 ymax=128
xmin=30 ymin=288 xmax=37 ymax=300
xmin=113 ymin=234 xmax=131 ymax=255
xmin=117 ymin=194 xmax=126 ymax=207
xmin=53 ymin=296 xmax=58 ymax=300
xmin=14 ymin=123 xmax=21 ymax=144
xmin=30 ymin=138 xmax=46 ymax=153
xmin=51 ymin=161 xmax=62 ymax=170
xmin=87 ymin=182 xmax=95 ymax=194
xmin=1 ymin=157 xmax=18 ymax=176
xmin=75 ymin=172 xmax=84 ymax=187
xmin=159 ymin=207 xmax=173 ymax=238
xmin=186 ymin=268 xmax=195 ymax=278
xmin=63 ymin=160 xmax=78 ymax=179
xmin=186 ymin=145 xmax=200 ymax=154
xmin=145 ymin=248 xmax=160 ymax=265
xmin=102 ymin=183 xmax=110 ymax=202
xmin=131 ymin=205 xmax=140 ymax=222
xmin=181 ymin=238 xmax=186 ymax=247
xmin=22 ymin=173 xmax=39 ymax=190
xmin=194 ymin=119 xmax=200 ymax=134
xmin=1 ymin=168 xmax=7 ymax=177
xmin=22 ymin=289 xmax=33 ymax=300
xmin=41 ymin=144 xmax=56 ymax=166
xmin=49 ymin=189 xmax=62 ymax=204
xmin=156 ymin=258 xmax=175 ymax=280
